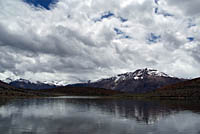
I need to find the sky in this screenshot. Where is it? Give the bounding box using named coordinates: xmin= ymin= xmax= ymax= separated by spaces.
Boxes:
xmin=0 ymin=0 xmax=200 ymax=83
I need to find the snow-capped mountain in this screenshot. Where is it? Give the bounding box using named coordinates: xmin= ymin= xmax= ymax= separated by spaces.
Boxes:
xmin=3 ymin=78 xmax=14 ymax=84
xmin=1 ymin=78 xmax=67 ymax=90
xmin=81 ymin=68 xmax=185 ymax=93
xmin=1 ymin=68 xmax=185 ymax=92
xmin=112 ymin=68 xmax=172 ymax=82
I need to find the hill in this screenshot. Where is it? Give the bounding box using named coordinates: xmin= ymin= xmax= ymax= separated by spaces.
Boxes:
xmin=0 ymin=80 xmax=45 ymax=98
xmin=0 ymin=80 xmax=122 ymax=97
xmin=147 ymin=78 xmax=200 ymax=99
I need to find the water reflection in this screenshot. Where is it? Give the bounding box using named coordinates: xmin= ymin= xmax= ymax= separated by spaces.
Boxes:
xmin=0 ymin=98 xmax=200 ymax=134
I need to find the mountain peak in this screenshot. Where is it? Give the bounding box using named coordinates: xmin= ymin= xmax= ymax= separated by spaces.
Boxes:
xmin=114 ymin=68 xmax=171 ymax=82
xmin=16 ymin=78 xmax=31 ymax=84
xmin=4 ymin=78 xmax=14 ymax=83
xmin=88 ymin=68 xmax=182 ymax=93
xmin=134 ymin=68 xmax=170 ymax=77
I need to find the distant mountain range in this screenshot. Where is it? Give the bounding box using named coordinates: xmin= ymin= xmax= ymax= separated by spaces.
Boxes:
xmin=0 ymin=80 xmax=46 ymax=97
xmin=0 ymin=68 xmax=199 ymax=99
xmin=2 ymin=78 xmax=67 ymax=90
xmin=0 ymin=80 xmax=121 ymax=97
xmin=68 ymin=68 xmax=185 ymax=93
xmin=1 ymin=68 xmax=186 ymax=93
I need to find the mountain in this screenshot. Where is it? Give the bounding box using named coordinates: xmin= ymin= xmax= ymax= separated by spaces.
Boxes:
xmin=148 ymin=77 xmax=200 ymax=99
xmin=0 ymin=80 xmax=17 ymax=91
xmin=0 ymin=80 xmax=46 ymax=97
xmin=1 ymin=68 xmax=185 ymax=93
xmin=70 ymin=68 xmax=185 ymax=93
xmin=0 ymin=79 xmax=122 ymax=97
xmin=4 ymin=78 xmax=58 ymax=90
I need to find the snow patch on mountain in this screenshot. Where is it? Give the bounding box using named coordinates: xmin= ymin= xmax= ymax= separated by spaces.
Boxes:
xmin=1 ymin=78 xmax=68 ymax=86
xmin=3 ymin=78 xmax=14 ymax=83
xmin=43 ymin=80 xmax=68 ymax=86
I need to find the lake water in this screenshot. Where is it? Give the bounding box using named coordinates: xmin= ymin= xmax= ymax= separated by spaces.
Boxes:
xmin=0 ymin=97 xmax=200 ymax=134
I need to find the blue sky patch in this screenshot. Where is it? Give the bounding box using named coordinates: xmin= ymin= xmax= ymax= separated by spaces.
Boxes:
xmin=101 ymin=11 xmax=115 ymax=20
xmin=148 ymin=33 xmax=161 ymax=43
xmin=114 ymin=28 xmax=131 ymax=39
xmin=188 ymin=19 xmax=196 ymax=28
xmin=119 ymin=17 xmax=128 ymax=22
xmin=155 ymin=0 xmax=159 ymax=4
xmin=154 ymin=8 xmax=173 ymax=17
xmin=162 ymin=13 xmax=173 ymax=17
xmin=155 ymin=8 xmax=158 ymax=14
xmin=94 ymin=11 xmax=128 ymax=23
xmin=187 ymin=37 xmax=194 ymax=42
xmin=114 ymin=28 xmax=124 ymax=35
xmin=23 ymin=0 xmax=58 ymax=10
xmin=188 ymin=23 xmax=196 ymax=28
xmin=123 ymin=35 xmax=131 ymax=39
xmin=94 ymin=11 xmax=115 ymax=22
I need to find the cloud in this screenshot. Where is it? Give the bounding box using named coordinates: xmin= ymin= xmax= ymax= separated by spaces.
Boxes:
xmin=166 ymin=0 xmax=200 ymax=16
xmin=0 ymin=0 xmax=200 ymax=83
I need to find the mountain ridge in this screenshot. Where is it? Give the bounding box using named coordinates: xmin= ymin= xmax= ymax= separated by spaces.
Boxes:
xmin=1 ymin=68 xmax=186 ymax=92
xmin=3 ymin=78 xmax=58 ymax=90
xmin=69 ymin=68 xmax=185 ymax=93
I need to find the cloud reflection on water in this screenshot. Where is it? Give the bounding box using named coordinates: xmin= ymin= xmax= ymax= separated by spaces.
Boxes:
xmin=0 ymin=99 xmax=200 ymax=134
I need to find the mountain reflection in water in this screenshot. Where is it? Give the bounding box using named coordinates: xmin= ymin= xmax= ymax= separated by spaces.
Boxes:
xmin=0 ymin=98 xmax=200 ymax=134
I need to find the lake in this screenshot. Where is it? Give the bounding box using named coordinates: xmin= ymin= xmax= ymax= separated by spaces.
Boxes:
xmin=0 ymin=97 xmax=200 ymax=134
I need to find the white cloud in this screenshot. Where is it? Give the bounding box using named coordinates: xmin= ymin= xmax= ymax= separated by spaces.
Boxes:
xmin=0 ymin=0 xmax=200 ymax=83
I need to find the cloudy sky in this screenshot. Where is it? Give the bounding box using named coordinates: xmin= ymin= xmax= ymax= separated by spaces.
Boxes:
xmin=0 ymin=0 xmax=200 ymax=83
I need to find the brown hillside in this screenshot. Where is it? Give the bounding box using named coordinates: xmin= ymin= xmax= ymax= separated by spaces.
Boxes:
xmin=158 ymin=78 xmax=200 ymax=91
xmin=148 ymin=78 xmax=200 ymax=99
xmin=0 ymin=80 xmax=47 ymax=98
xmin=40 ymin=86 xmax=122 ymax=96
